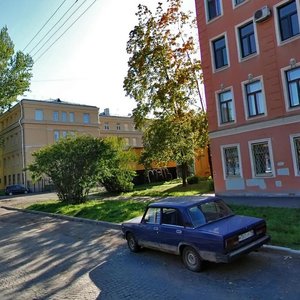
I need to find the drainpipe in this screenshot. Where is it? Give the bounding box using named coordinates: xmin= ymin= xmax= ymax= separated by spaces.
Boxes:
xmin=18 ymin=100 xmax=27 ymax=187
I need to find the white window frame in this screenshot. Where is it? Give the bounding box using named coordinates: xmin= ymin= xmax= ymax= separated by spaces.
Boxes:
xmin=281 ymin=63 xmax=300 ymax=112
xmin=116 ymin=123 xmax=121 ymax=130
xmin=274 ymin=0 xmax=300 ymax=46
xmin=248 ymin=138 xmax=275 ymax=178
xmin=290 ymin=133 xmax=300 ymax=176
xmin=205 ymin=0 xmax=223 ymax=23
xmin=215 ymin=87 xmax=236 ymax=126
xmin=235 ymin=18 xmax=259 ymax=62
xmin=35 ymin=109 xmax=44 ymax=121
xmin=241 ymin=75 xmax=267 ymax=120
xmin=232 ymin=0 xmax=248 ymax=9
xmin=104 ymin=123 xmax=110 ymax=130
xmin=210 ymin=32 xmax=230 ymax=73
xmin=221 ymin=144 xmax=243 ymax=179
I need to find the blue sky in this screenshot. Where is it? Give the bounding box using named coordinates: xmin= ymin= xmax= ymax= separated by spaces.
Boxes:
xmin=0 ymin=0 xmax=196 ymax=115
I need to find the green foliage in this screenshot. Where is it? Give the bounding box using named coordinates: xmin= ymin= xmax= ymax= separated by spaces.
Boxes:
xmin=0 ymin=26 xmax=33 ymax=112
xmin=123 ymin=0 xmax=208 ymax=186
xmin=98 ymin=137 xmax=136 ymax=193
xmin=187 ymin=176 xmax=199 ymax=184
xmin=28 ymin=135 xmax=110 ymax=204
xmin=28 ymin=135 xmax=137 ymax=202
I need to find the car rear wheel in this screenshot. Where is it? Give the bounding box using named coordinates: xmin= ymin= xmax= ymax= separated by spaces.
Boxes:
xmin=182 ymin=246 xmax=203 ymax=272
xmin=126 ymin=233 xmax=140 ymax=252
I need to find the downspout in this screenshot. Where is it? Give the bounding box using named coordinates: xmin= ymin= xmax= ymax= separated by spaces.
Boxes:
xmin=18 ymin=100 xmax=27 ymax=187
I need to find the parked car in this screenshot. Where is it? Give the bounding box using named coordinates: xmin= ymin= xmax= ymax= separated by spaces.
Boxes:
xmin=5 ymin=184 xmax=31 ymax=196
xmin=121 ymin=196 xmax=270 ymax=272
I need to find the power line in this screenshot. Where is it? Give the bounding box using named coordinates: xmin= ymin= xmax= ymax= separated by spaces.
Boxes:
xmin=23 ymin=0 xmax=69 ymax=52
xmin=34 ymin=0 xmax=98 ymax=63
xmin=29 ymin=0 xmax=82 ymax=56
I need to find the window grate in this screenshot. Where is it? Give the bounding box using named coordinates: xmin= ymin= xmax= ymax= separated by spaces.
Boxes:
xmin=224 ymin=146 xmax=240 ymax=177
xmin=251 ymin=142 xmax=272 ymax=175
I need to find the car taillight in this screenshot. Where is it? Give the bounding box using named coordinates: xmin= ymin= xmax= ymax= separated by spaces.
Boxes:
xmin=255 ymin=224 xmax=266 ymax=235
xmin=225 ymin=236 xmax=239 ymax=250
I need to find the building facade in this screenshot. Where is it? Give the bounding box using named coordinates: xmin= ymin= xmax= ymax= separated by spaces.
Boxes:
xmin=0 ymin=99 xmax=99 ymax=190
xmin=196 ymin=0 xmax=300 ymax=196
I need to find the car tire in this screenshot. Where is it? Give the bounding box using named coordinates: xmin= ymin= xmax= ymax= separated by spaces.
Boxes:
xmin=182 ymin=246 xmax=203 ymax=272
xmin=126 ymin=233 xmax=140 ymax=253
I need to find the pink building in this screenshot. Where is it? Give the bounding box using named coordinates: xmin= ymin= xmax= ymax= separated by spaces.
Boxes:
xmin=195 ymin=0 xmax=300 ymax=196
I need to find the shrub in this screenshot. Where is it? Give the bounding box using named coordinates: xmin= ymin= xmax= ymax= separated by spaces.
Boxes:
xmin=187 ymin=176 xmax=199 ymax=185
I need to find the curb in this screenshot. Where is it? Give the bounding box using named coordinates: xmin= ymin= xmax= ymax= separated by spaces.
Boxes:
xmin=2 ymin=205 xmax=300 ymax=256
xmin=1 ymin=205 xmax=121 ymax=230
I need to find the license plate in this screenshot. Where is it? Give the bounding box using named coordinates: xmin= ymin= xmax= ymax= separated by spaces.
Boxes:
xmin=238 ymin=230 xmax=254 ymax=242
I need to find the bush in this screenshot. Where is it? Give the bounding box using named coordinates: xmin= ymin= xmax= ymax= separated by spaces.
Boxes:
xmin=187 ymin=176 xmax=199 ymax=185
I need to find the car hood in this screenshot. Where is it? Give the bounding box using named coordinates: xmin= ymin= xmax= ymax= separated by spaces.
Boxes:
xmin=198 ymin=215 xmax=263 ymax=237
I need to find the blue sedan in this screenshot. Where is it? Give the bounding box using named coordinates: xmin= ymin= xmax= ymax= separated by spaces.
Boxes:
xmin=121 ymin=196 xmax=270 ymax=272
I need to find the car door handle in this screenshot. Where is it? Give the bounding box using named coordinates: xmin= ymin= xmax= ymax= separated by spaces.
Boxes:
xmin=153 ymin=227 xmax=158 ymax=231
xmin=176 ymin=230 xmax=182 ymax=234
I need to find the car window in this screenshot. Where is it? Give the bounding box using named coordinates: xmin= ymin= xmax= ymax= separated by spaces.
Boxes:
xmin=188 ymin=206 xmax=206 ymax=228
xmin=143 ymin=207 xmax=161 ymax=224
xmin=161 ymin=208 xmax=183 ymax=226
xmin=200 ymin=200 xmax=233 ymax=222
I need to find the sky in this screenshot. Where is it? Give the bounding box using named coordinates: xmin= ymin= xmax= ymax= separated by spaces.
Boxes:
xmin=0 ymin=0 xmax=197 ymax=116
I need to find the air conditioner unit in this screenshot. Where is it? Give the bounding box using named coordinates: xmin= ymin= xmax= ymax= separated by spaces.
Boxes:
xmin=254 ymin=6 xmax=271 ymax=23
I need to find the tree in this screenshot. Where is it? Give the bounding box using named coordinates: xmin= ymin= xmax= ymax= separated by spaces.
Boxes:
xmin=98 ymin=137 xmax=136 ymax=193
xmin=123 ymin=0 xmax=208 ymax=186
xmin=28 ymin=135 xmax=109 ymax=203
xmin=28 ymin=135 xmax=137 ymax=203
xmin=0 ymin=26 xmax=33 ymax=113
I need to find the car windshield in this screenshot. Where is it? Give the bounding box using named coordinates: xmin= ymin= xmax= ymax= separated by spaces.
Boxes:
xmin=188 ymin=200 xmax=233 ymax=227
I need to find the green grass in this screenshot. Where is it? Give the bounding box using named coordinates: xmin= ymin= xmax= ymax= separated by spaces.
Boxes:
xmin=229 ymin=204 xmax=300 ymax=250
xmin=119 ymin=179 xmax=214 ymax=197
xmin=25 ymin=180 xmax=300 ymax=250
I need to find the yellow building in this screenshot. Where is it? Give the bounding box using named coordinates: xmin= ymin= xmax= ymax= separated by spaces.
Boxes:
xmin=0 ymin=98 xmax=99 ymax=190
xmin=0 ymin=99 xmax=210 ymax=191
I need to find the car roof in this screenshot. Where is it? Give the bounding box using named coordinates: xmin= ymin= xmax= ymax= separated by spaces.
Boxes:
xmin=148 ymin=196 xmax=220 ymax=209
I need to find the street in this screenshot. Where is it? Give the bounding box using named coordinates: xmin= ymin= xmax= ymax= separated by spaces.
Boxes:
xmin=0 ymin=196 xmax=300 ymax=299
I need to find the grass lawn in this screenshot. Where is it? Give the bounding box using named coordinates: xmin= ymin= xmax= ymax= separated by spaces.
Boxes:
xmin=26 ymin=180 xmax=300 ymax=250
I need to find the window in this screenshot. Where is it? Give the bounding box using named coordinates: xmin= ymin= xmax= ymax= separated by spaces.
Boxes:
xmin=238 ymin=22 xmax=256 ymax=58
xmin=132 ymin=138 xmax=137 ymax=147
xmin=245 ymin=80 xmax=265 ymax=117
xmin=104 ymin=123 xmax=109 ymax=130
xmin=116 ymin=123 xmax=121 ymax=130
xmin=277 ymin=0 xmax=299 ymax=41
xmin=61 ymin=111 xmax=67 ymax=122
xmin=292 ymin=136 xmax=300 ymax=175
xmin=69 ymin=112 xmax=75 ymax=122
xmin=212 ymin=36 xmax=228 ymax=69
xmin=162 ymin=208 xmax=183 ymax=226
xmin=286 ymin=67 xmax=300 ymax=108
xmin=62 ymin=131 xmax=67 ymax=138
xmin=54 ymin=130 xmax=60 ymax=142
xmin=53 ymin=111 xmax=59 ymax=121
xmin=83 ymin=113 xmax=90 ymax=124
xmin=143 ymin=207 xmax=161 ymax=224
xmin=207 ymin=0 xmax=222 ymax=21
xmin=250 ymin=141 xmax=273 ymax=176
xmin=223 ymin=146 xmax=241 ymax=177
xmin=234 ymin=0 xmax=246 ymax=6
xmin=218 ymin=90 xmax=234 ymax=124
xmin=35 ymin=110 xmax=43 ymax=121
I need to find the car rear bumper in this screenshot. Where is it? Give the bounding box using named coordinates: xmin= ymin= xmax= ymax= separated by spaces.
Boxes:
xmin=216 ymin=235 xmax=271 ymax=263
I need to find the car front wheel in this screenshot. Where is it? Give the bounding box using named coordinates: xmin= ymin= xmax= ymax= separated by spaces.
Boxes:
xmin=126 ymin=233 xmax=140 ymax=252
xmin=182 ymin=246 xmax=203 ymax=272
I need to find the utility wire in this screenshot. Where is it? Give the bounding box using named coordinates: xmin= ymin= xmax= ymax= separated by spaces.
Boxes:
xmin=23 ymin=0 xmax=68 ymax=52
xmin=29 ymin=0 xmax=82 ymax=56
xmin=34 ymin=0 xmax=98 ymax=63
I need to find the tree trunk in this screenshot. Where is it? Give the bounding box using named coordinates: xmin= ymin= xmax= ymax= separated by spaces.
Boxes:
xmin=207 ymin=144 xmax=214 ymax=179
xmin=181 ymin=162 xmax=188 ymax=187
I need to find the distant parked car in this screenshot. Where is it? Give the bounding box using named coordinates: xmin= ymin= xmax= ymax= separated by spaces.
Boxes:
xmin=5 ymin=184 xmax=31 ymax=196
xmin=122 ymin=196 xmax=270 ymax=272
